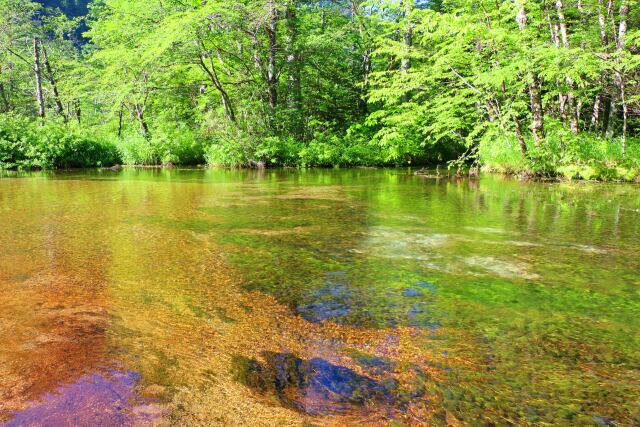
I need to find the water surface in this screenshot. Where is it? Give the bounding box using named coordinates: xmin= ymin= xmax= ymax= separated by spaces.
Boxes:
xmin=1 ymin=169 xmax=639 ymax=426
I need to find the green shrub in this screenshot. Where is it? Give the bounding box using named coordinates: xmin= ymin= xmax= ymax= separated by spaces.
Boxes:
xmin=478 ymin=119 xmax=640 ymax=180
xmin=116 ymin=133 xmax=158 ymax=165
xmin=478 ymin=131 xmax=530 ymax=173
xmin=298 ymin=124 xmax=385 ymax=167
xmin=117 ymin=125 xmax=205 ymax=166
xmin=203 ymin=129 xmax=252 ymax=167
xmin=0 ymin=115 xmax=119 ymax=169
xmin=254 ymin=136 xmax=300 ymax=166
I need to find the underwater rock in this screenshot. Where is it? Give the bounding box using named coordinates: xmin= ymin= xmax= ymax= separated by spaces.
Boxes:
xmin=592 ymin=415 xmax=617 ymax=426
xmin=403 ymin=288 xmax=424 ymax=297
xmin=231 ymin=352 xmax=397 ymax=415
xmin=414 ymin=280 xmax=437 ymax=292
xmin=297 ymin=278 xmax=353 ymax=323
xmin=350 ymin=352 xmax=393 ymax=376
xmin=407 ymin=302 xmax=439 ymax=329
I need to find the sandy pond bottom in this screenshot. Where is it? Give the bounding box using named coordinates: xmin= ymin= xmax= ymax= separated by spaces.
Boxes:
xmin=0 ymin=169 xmax=639 ymax=426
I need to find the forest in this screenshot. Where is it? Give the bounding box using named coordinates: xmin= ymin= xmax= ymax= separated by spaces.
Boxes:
xmin=0 ymin=0 xmax=639 ymax=179
xmin=2 ymin=2 xmax=640 ymax=425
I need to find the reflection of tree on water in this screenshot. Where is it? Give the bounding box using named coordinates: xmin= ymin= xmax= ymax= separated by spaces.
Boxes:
xmin=0 ymin=181 xmax=118 ymax=421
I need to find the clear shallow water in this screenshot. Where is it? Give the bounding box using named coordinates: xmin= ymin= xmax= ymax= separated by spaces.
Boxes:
xmin=0 ymin=168 xmax=639 ymax=426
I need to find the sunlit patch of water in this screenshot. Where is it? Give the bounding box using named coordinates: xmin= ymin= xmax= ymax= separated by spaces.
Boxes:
xmin=463 ymin=256 xmax=540 ymax=280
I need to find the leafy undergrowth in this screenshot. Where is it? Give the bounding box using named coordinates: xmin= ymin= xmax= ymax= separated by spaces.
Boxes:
xmin=0 ymin=116 xmax=120 ymax=170
xmin=479 ymin=128 xmax=640 ymax=182
xmin=3 ymin=114 xmax=640 ymax=181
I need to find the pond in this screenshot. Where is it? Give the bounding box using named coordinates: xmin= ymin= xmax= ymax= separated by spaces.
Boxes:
xmin=0 ymin=169 xmax=639 ymax=426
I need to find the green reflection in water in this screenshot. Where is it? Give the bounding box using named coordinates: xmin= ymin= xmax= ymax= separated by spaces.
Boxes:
xmin=0 ymin=169 xmax=639 ymax=425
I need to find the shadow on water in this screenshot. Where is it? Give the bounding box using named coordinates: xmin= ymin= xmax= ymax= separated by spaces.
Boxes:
xmin=231 ymin=352 xmax=399 ymax=416
xmin=296 ymin=273 xmax=440 ymax=330
xmin=297 ymin=271 xmax=353 ymax=323
xmin=3 ymin=370 xmax=160 ymax=427
xmin=406 ymin=280 xmax=440 ymax=329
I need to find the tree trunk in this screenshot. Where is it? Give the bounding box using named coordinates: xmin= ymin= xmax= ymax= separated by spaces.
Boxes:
xmin=568 ymin=96 xmax=579 ymax=135
xmin=33 ymin=36 xmax=45 ymax=120
xmin=555 ymin=0 xmax=579 ymax=134
xmin=597 ymin=0 xmax=609 ymax=46
xmin=517 ymin=2 xmax=545 ymax=145
xmin=0 ymin=65 xmax=8 ymax=112
xmin=198 ymin=55 xmax=236 ymax=123
xmin=514 ymin=118 xmax=528 ymax=157
xmin=529 ymin=75 xmax=545 ymax=145
xmin=400 ymin=0 xmax=414 ymax=72
xmin=555 ymin=0 xmax=569 ymax=46
xmin=602 ymin=96 xmax=612 ymax=136
xmin=607 ymin=0 xmax=617 ymax=46
xmin=134 ymin=103 xmax=150 ymax=137
xmin=547 ymin=14 xmax=567 ymax=121
xmin=250 ymin=32 xmax=264 ymax=73
xmin=40 ymin=40 xmax=66 ymax=122
xmin=590 ymin=94 xmax=601 ymax=130
xmin=285 ymin=0 xmax=302 ymax=137
xmin=592 ymin=0 xmax=609 ymax=131
xmin=74 ymin=99 xmax=81 ymax=124
xmin=118 ymin=104 xmax=124 ymax=138
xmin=0 ymin=83 xmax=8 ymax=113
xmin=266 ymin=0 xmax=278 ymax=110
xmin=545 ymin=13 xmax=560 ymax=47
xmin=516 ymin=1 xmax=528 ymax=30
xmin=615 ymin=0 xmax=629 ymax=155
xmin=359 ymin=48 xmax=372 ymax=115
xmin=559 ymin=91 xmax=567 ymax=121
xmin=350 ymin=0 xmax=371 ymax=115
